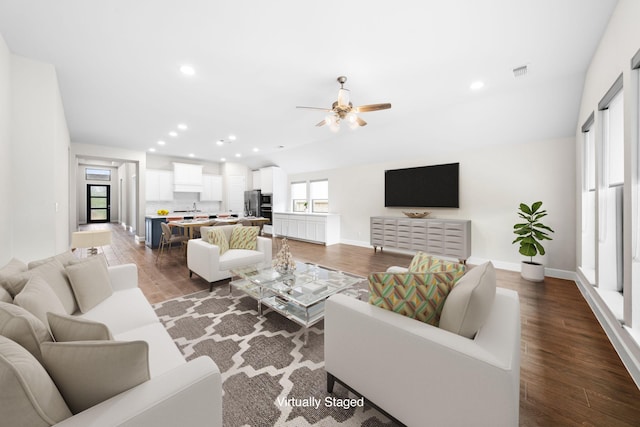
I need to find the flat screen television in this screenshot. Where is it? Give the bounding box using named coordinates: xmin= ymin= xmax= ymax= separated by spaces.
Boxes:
xmin=385 ymin=163 xmax=459 ymax=208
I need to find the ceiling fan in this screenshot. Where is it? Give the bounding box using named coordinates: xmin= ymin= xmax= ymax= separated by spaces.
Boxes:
xmin=297 ymin=76 xmax=391 ymax=130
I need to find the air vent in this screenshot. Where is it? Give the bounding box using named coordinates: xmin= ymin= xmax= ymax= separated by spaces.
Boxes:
xmin=513 ymin=64 xmax=528 ymax=78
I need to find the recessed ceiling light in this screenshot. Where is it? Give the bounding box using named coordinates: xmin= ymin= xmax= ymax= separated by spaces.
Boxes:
xmin=157 ymin=140 xmax=166 ymax=145
xmin=149 ymin=147 xmax=156 ymax=152
xmin=216 ymin=140 xmax=224 ymax=146
xmin=235 ymin=153 xmax=241 ymax=158
xmin=169 ymin=131 xmax=178 ymax=137
xmin=252 ymin=147 xmax=259 ymax=152
xmin=228 ymin=135 xmax=237 ymax=141
xmin=177 ymin=123 xmax=188 ymax=131
xmin=188 ymin=153 xmax=195 ymax=158
xmin=220 ymin=157 xmax=226 ymax=162
xmin=180 ymin=65 xmax=195 ymax=76
xmin=470 ymin=81 xmax=484 ymax=90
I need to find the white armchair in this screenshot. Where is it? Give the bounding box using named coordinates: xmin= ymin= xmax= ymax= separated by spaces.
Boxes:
xmin=325 ymin=262 xmax=520 ymax=427
xmin=187 ymin=225 xmax=272 ymax=291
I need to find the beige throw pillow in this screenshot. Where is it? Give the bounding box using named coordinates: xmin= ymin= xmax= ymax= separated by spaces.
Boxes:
xmin=0 ymin=302 xmax=52 ymax=363
xmin=439 ymin=261 xmax=497 ymax=339
xmin=14 ymin=276 xmax=67 ymax=326
xmin=0 ymin=285 xmax=11 ymax=303
xmin=0 ymin=257 xmax=27 ymax=283
xmin=0 ymin=260 xmax=78 ymax=314
xmin=47 ymin=312 xmax=113 ymax=342
xmin=0 ymin=336 xmax=72 ymax=426
xmin=65 ymin=256 xmax=113 ymax=313
xmin=41 ymin=340 xmax=150 ymax=414
xmin=28 ymin=250 xmax=77 ymax=270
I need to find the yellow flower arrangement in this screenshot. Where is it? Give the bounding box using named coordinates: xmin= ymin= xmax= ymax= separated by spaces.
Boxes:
xmin=157 ymin=209 xmax=169 ymax=216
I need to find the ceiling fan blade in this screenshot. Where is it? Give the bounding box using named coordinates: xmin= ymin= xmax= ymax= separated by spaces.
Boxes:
xmin=315 ymin=119 xmax=327 ymax=127
xmin=355 ymin=103 xmax=392 ymax=113
xmin=356 ymin=117 xmax=367 ymax=127
xmin=296 ymin=106 xmax=333 ymax=112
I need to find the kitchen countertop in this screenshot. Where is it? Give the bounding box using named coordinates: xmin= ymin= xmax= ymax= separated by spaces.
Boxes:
xmin=145 ymin=212 xmax=221 ymax=219
xmin=273 ymin=211 xmax=338 ymax=216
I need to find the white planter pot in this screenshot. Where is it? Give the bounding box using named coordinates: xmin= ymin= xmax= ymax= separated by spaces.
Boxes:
xmin=521 ymin=261 xmax=545 ymax=282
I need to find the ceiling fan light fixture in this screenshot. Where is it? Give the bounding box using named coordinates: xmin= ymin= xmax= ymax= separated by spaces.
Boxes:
xmin=338 ymin=88 xmax=350 ymax=107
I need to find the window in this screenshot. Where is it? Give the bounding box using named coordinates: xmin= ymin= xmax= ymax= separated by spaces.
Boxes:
xmin=85 ymin=168 xmax=111 ymax=181
xmin=310 ymin=180 xmax=329 ymax=213
xmin=291 ymin=182 xmax=307 ymax=212
xmin=291 ymin=179 xmax=330 ymax=213
xmin=597 ymin=75 xmax=624 ymax=297
xmin=580 ymin=113 xmax=596 ymax=285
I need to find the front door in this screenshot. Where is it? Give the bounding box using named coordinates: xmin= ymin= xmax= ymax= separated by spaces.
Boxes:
xmin=87 ymin=184 xmax=110 ymax=223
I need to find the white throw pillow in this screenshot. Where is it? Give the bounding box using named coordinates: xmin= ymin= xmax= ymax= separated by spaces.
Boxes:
xmin=65 ymin=256 xmax=113 ymax=313
xmin=0 ymin=336 xmax=72 ymax=426
xmin=0 ymin=301 xmax=53 ymax=364
xmin=41 ymin=340 xmax=150 ymax=414
xmin=47 ymin=312 xmax=113 ymax=342
xmin=439 ymin=261 xmax=497 ymax=339
xmin=14 ymin=276 xmax=67 ymax=326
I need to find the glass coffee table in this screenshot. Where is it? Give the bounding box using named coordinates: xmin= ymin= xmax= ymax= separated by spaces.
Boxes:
xmin=229 ymin=261 xmax=364 ymax=345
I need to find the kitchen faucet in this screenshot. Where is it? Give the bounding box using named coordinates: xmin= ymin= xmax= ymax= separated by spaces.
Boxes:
xmin=193 ymin=202 xmax=197 ymax=211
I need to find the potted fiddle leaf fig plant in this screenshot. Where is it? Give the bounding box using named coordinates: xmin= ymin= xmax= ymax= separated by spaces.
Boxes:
xmin=512 ymin=201 xmax=555 ymax=282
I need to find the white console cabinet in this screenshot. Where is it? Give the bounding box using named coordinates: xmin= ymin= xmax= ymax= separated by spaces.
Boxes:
xmin=273 ymin=213 xmax=340 ymax=245
xmin=370 ymin=216 xmax=471 ymax=262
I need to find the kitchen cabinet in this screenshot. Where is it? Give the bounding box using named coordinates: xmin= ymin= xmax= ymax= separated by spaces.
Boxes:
xmin=257 ymin=166 xmax=287 ymax=212
xmin=273 ymin=212 xmax=340 ymax=245
xmin=146 ymin=170 xmax=174 ymax=201
xmin=251 ymin=170 xmax=261 ymax=190
xmin=173 ymin=162 xmax=203 ymax=192
xmin=201 ymin=174 xmax=223 ymax=201
xmin=145 ymin=217 xmax=166 ymax=248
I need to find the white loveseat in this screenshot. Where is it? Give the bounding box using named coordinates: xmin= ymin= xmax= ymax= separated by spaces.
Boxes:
xmin=0 ymin=258 xmax=222 ymax=427
xmin=187 ymin=224 xmax=272 ymax=291
xmin=325 ymin=262 xmax=521 ymax=427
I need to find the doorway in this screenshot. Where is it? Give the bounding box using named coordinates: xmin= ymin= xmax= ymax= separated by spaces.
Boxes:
xmin=87 ymin=184 xmax=110 ymax=223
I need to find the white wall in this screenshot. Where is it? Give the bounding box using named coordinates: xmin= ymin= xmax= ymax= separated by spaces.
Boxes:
xmin=10 ymin=54 xmax=70 ymax=262
xmin=289 ymin=136 xmax=576 ymax=273
xmin=0 ymin=34 xmax=12 ymax=265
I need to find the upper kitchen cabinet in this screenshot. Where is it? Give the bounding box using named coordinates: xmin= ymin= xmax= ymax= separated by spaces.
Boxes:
xmin=146 ymin=170 xmax=174 ymax=201
xmin=259 ymin=166 xmax=287 ymax=212
xmin=201 ymin=174 xmax=223 ymax=201
xmin=173 ymin=162 xmax=203 ymax=192
xmin=251 ymin=170 xmax=261 ymax=190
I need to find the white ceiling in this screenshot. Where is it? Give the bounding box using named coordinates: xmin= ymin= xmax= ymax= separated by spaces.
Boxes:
xmin=0 ymin=0 xmax=618 ymax=174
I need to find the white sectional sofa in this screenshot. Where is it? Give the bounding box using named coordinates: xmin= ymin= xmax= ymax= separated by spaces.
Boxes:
xmin=0 ymin=257 xmax=222 ymax=427
xmin=187 ymin=224 xmax=272 ymax=290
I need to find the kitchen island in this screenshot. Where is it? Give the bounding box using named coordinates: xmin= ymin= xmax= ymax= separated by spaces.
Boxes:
xmin=272 ymin=212 xmax=340 ymax=245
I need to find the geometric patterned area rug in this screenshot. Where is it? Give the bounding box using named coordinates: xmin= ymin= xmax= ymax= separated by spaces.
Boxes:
xmin=153 ymin=283 xmax=399 ymax=427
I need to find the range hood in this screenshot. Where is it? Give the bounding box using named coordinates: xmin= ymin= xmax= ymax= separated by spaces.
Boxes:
xmin=173 ymin=162 xmax=203 ymax=192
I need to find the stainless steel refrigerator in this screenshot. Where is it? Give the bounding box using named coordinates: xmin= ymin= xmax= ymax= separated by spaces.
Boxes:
xmin=244 ymin=190 xmax=261 ymax=217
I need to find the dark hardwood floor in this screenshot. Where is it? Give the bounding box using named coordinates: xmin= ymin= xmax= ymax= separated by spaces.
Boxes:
xmin=87 ymin=223 xmax=640 ymax=426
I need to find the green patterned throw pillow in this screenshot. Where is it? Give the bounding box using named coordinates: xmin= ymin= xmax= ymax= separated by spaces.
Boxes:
xmin=368 ymin=269 xmax=466 ymax=326
xmin=206 ymin=228 xmax=229 ymax=254
xmin=408 ymin=252 xmax=466 ymax=277
xmin=229 ymin=226 xmax=259 ymax=250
